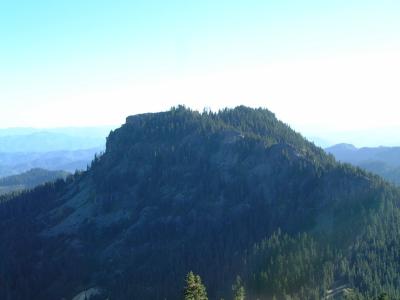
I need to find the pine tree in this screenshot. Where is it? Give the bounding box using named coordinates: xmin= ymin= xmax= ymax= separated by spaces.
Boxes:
xmin=232 ymin=275 xmax=245 ymax=300
xmin=184 ymin=271 xmax=208 ymax=300
xmin=376 ymin=293 xmax=389 ymax=300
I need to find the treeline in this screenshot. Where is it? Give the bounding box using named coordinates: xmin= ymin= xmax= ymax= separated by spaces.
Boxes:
xmin=182 ymin=270 xmax=391 ymax=300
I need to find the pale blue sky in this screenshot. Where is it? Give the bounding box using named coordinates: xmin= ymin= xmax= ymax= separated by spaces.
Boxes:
xmin=1 ymin=0 xmax=400 ymax=142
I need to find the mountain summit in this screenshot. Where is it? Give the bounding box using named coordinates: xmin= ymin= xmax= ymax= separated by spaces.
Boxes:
xmin=1 ymin=106 xmax=399 ymax=299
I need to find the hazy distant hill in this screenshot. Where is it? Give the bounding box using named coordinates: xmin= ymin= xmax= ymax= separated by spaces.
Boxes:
xmin=2 ymin=106 xmax=400 ymax=299
xmin=0 ymin=168 xmax=69 ymax=195
xmin=0 ymin=127 xmax=111 ymax=177
xmin=304 ymin=126 xmax=400 ymax=148
xmin=0 ymin=127 xmax=113 ymax=152
xmin=0 ymin=126 xmax=114 ymax=137
xmin=326 ymin=143 xmax=400 ymax=184
xmin=0 ymin=148 xmax=102 ymax=177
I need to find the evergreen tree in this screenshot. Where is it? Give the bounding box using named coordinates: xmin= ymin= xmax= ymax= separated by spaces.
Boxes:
xmin=376 ymin=293 xmax=389 ymax=300
xmin=232 ymin=276 xmax=245 ymax=300
xmin=184 ymin=271 xmax=208 ymax=300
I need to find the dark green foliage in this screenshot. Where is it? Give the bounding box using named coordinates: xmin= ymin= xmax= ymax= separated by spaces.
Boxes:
xmin=0 ymin=176 xmax=83 ymax=299
xmin=341 ymin=202 xmax=400 ymax=299
xmin=376 ymin=293 xmax=389 ymax=300
xmin=245 ymin=230 xmax=330 ymax=299
xmin=0 ymin=106 xmax=400 ymax=299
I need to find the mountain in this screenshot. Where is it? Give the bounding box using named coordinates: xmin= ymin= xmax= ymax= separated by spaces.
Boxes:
xmin=0 ymin=127 xmax=110 ymax=177
xmin=326 ymin=143 xmax=400 ymax=185
xmin=326 ymin=143 xmax=358 ymax=154
xmin=0 ymin=127 xmax=113 ymax=152
xmin=0 ymin=148 xmax=102 ymax=178
xmin=0 ymin=106 xmax=399 ymax=299
xmin=0 ymin=168 xmax=69 ymax=195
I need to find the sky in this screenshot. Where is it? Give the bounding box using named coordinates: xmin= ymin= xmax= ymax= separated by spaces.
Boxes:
xmin=1 ymin=0 xmax=400 ymax=145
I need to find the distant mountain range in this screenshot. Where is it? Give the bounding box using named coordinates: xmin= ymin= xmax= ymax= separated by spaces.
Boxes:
xmin=0 ymin=168 xmax=69 ymax=195
xmin=0 ymin=126 xmax=112 ymax=177
xmin=0 ymin=127 xmax=113 ymax=152
xmin=0 ymin=148 xmax=103 ymax=178
xmin=325 ymin=143 xmax=400 ymax=184
xmin=302 ymin=126 xmax=400 ymax=148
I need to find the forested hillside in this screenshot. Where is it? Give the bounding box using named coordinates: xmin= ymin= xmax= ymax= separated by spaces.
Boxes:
xmin=1 ymin=106 xmax=400 ymax=300
xmin=0 ymin=168 xmax=69 ymax=195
